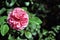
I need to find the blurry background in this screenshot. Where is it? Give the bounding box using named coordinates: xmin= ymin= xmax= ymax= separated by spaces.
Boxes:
xmin=0 ymin=0 xmax=60 ymax=40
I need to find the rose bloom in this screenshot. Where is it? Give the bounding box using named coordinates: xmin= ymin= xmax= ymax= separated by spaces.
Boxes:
xmin=7 ymin=7 xmax=29 ymax=30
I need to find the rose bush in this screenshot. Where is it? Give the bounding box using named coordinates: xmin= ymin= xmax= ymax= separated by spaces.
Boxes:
xmin=0 ymin=0 xmax=60 ymax=40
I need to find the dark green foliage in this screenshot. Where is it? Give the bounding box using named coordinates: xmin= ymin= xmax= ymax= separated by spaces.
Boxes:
xmin=0 ymin=0 xmax=60 ymax=40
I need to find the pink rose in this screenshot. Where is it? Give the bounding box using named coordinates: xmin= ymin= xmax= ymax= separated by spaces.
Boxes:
xmin=7 ymin=7 xmax=29 ymax=30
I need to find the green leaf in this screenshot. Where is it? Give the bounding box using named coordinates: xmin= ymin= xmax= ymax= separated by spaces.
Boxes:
xmin=29 ymin=17 xmax=42 ymax=25
xmin=0 ymin=16 xmax=7 ymax=25
xmin=42 ymin=29 xmax=48 ymax=35
xmin=22 ymin=39 xmax=27 ymax=40
xmin=56 ymin=25 xmax=60 ymax=30
xmin=35 ymin=25 xmax=41 ymax=29
xmin=25 ymin=31 xmax=32 ymax=38
xmin=28 ymin=37 xmax=33 ymax=40
xmin=34 ymin=17 xmax=42 ymax=25
xmin=22 ymin=7 xmax=27 ymax=11
xmin=0 ymin=27 xmax=1 ymax=33
xmin=10 ymin=0 xmax=16 ymax=7
xmin=29 ymin=13 xmax=42 ymax=24
xmin=6 ymin=0 xmax=10 ymax=6
xmin=29 ymin=24 xmax=36 ymax=30
xmin=48 ymin=31 xmax=56 ymax=36
xmin=20 ymin=30 xmax=24 ymax=36
xmin=30 ymin=29 xmax=34 ymax=33
xmin=52 ymin=25 xmax=60 ymax=33
xmin=58 ymin=5 xmax=60 ymax=8
xmin=32 ymin=32 xmax=36 ymax=36
xmin=38 ymin=4 xmax=45 ymax=11
xmin=7 ymin=9 xmax=12 ymax=14
xmin=38 ymin=33 xmax=43 ymax=40
xmin=6 ymin=0 xmax=16 ymax=7
xmin=16 ymin=37 xmax=21 ymax=40
xmin=44 ymin=34 xmax=55 ymax=40
xmin=25 ymin=2 xmax=30 ymax=6
xmin=8 ymin=34 xmax=15 ymax=40
xmin=0 ymin=8 xmax=6 ymax=14
xmin=26 ymin=27 xmax=29 ymax=30
xmin=29 ymin=13 xmax=36 ymax=18
xmin=1 ymin=25 xmax=9 ymax=36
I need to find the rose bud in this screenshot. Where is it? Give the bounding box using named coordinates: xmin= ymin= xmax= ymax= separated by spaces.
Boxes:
xmin=7 ymin=7 xmax=29 ymax=31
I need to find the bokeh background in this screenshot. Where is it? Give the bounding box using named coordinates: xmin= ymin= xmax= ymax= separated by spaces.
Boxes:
xmin=0 ymin=0 xmax=60 ymax=40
